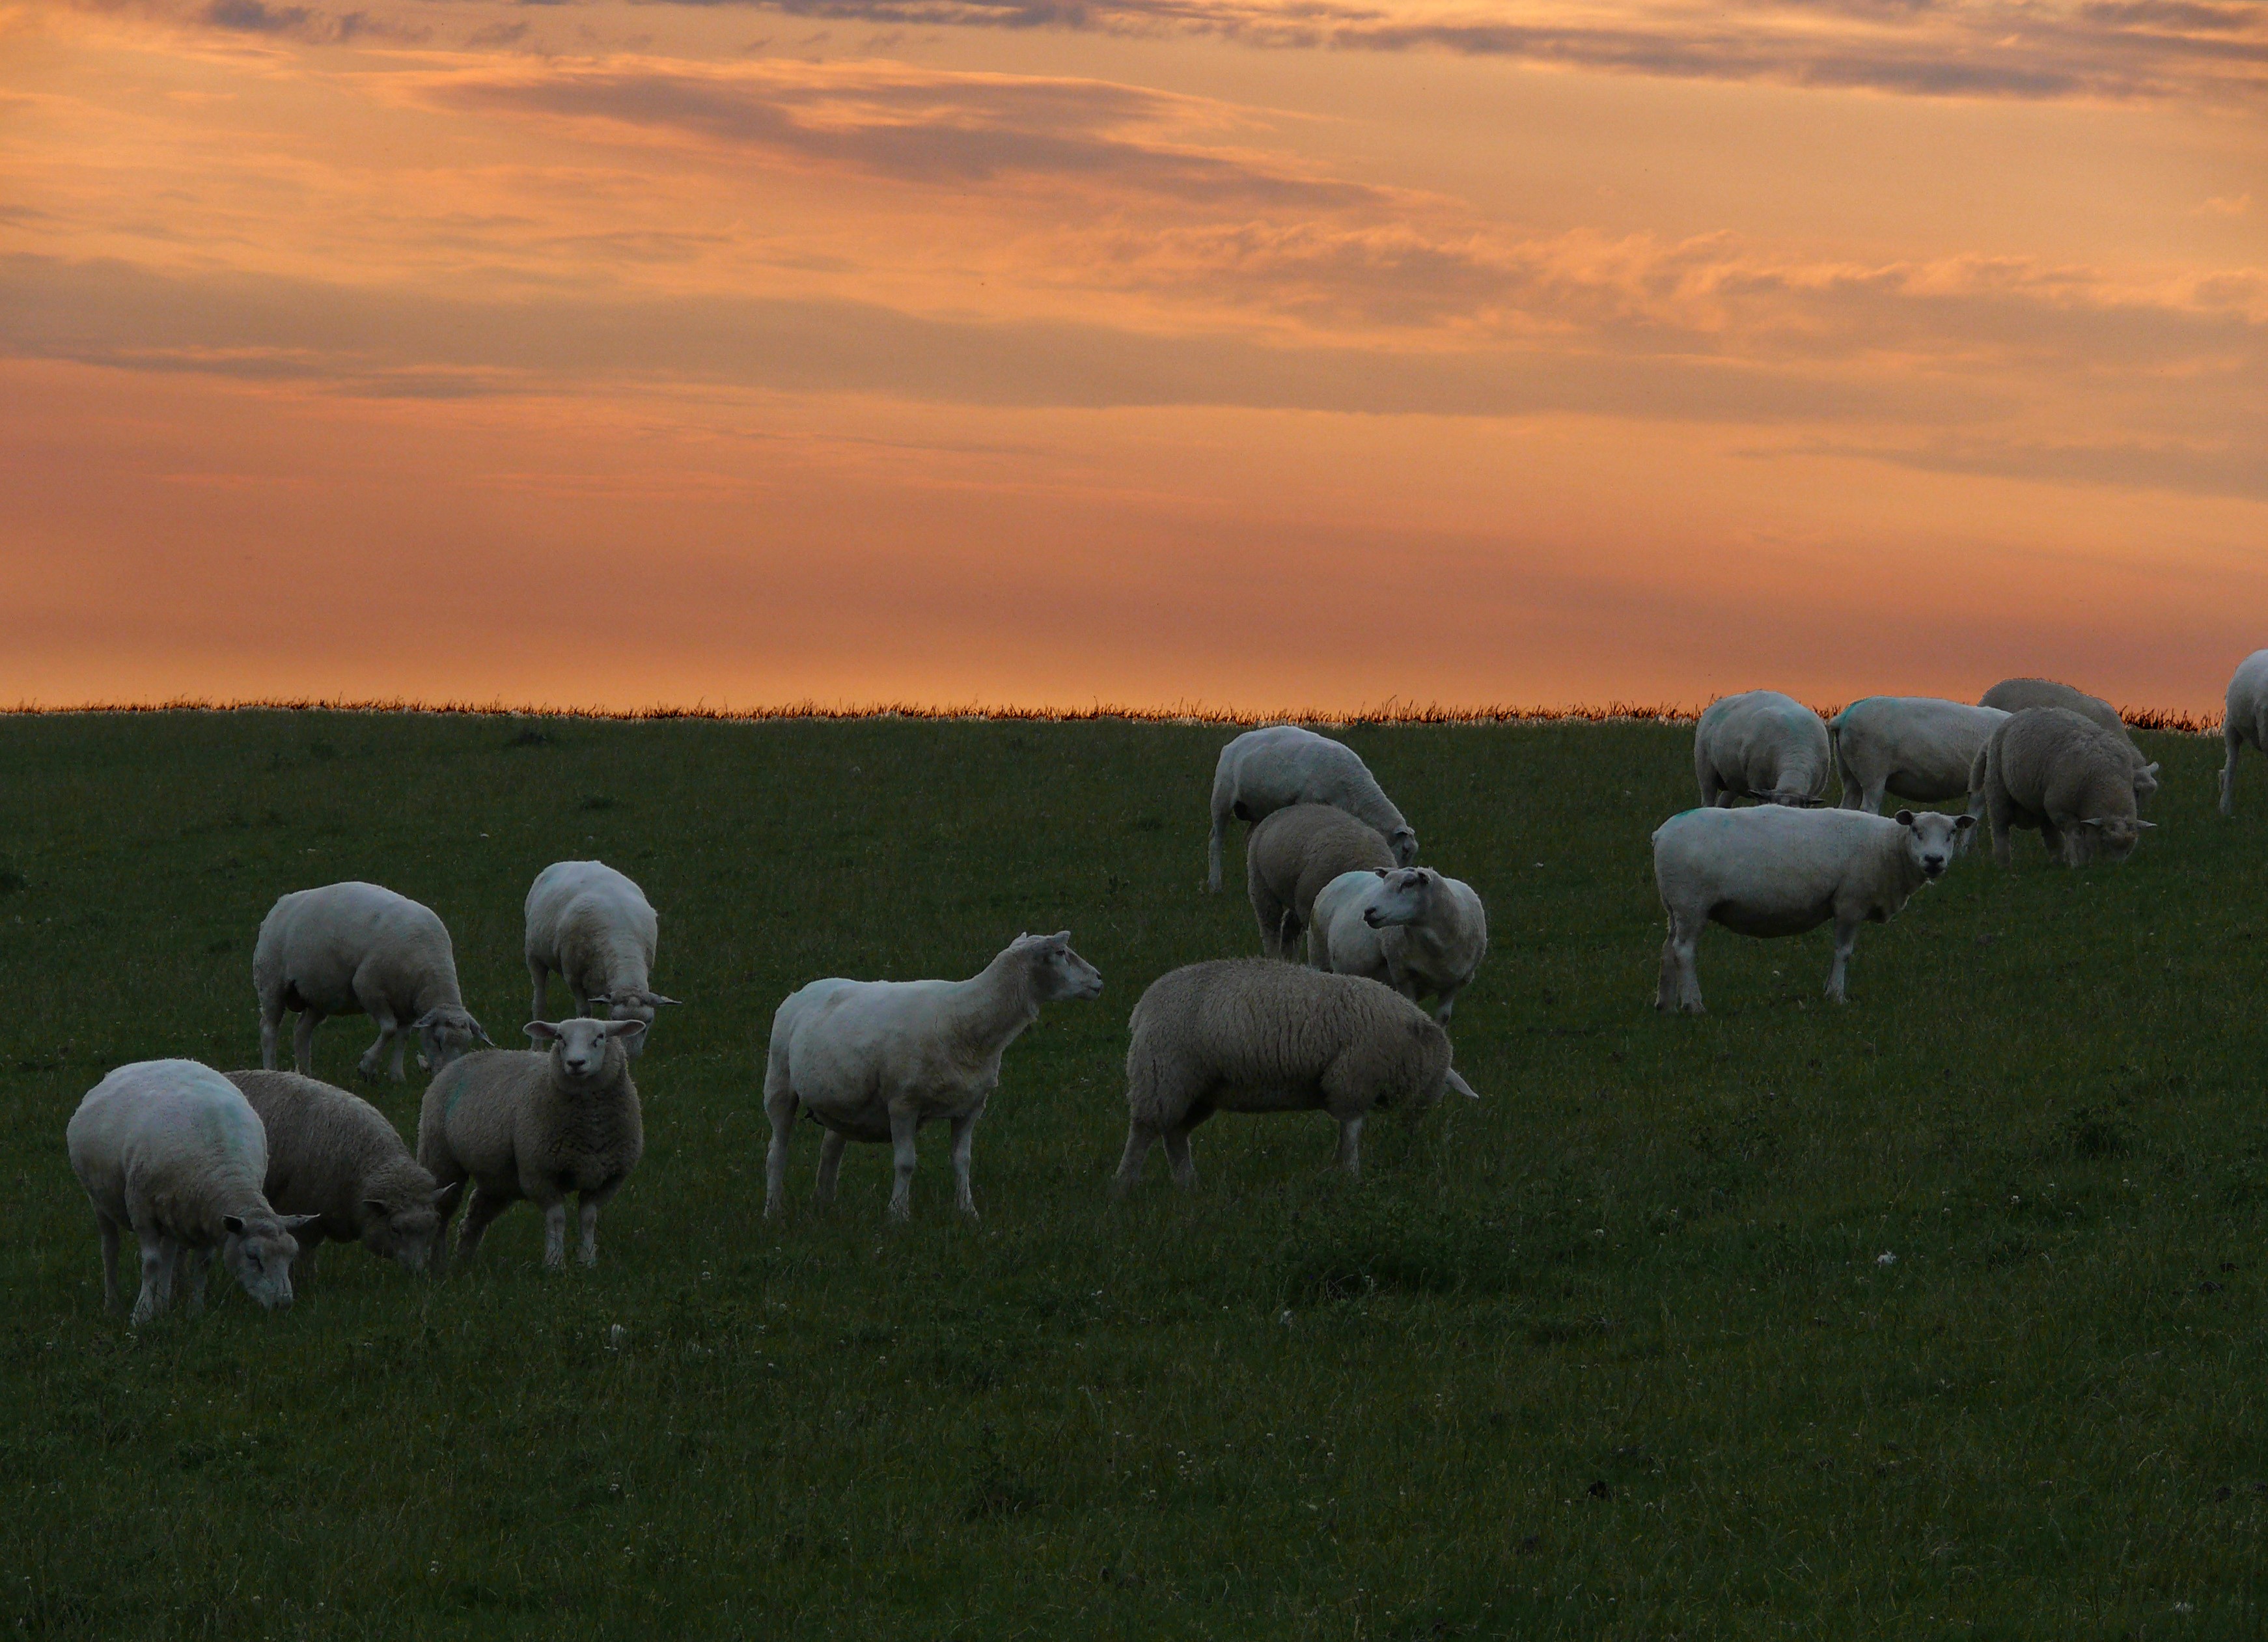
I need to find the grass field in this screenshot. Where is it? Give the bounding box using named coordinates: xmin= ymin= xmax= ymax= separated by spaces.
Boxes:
xmin=4 ymin=709 xmax=2265 ymax=1639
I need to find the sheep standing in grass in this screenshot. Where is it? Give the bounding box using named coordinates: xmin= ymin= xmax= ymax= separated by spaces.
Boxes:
xmin=1117 ymin=959 xmax=1478 ymax=1190
xmin=419 ymin=1018 xmax=646 ymax=1270
xmin=1247 ymin=803 xmax=1396 ymax=960
xmin=1652 ymin=805 xmax=1971 ymax=1012
xmin=2220 ymin=650 xmax=2268 ymax=815
xmin=1693 ymin=691 xmax=1832 ymax=807
xmin=225 ymin=1070 xmax=457 ymax=1279
xmin=255 ymin=882 xmax=490 ymax=1081
xmin=1829 ymin=697 xmax=2007 ymax=821
xmin=1981 ymin=678 xmax=2159 ymax=804
xmin=1308 ymin=867 xmax=1488 ymax=1023
xmin=524 ymin=861 xmax=678 ymax=1053
xmin=764 ymin=932 xmax=1103 ymax=1221
xmin=1971 ymin=707 xmax=2155 ymax=868
xmin=1208 ymin=725 xmax=1416 ymax=893
xmin=67 ymin=1060 xmax=314 ymax=1323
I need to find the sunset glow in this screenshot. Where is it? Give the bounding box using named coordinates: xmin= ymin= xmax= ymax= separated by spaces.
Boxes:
xmin=3 ymin=0 xmax=2263 ymax=712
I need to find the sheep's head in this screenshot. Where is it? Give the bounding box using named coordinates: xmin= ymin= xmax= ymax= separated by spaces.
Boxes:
xmin=2077 ymin=813 xmax=2153 ymax=863
xmin=588 ymin=988 xmax=681 ymax=1057
xmin=525 ymin=1016 xmax=644 ymax=1083
xmin=1389 ymin=826 xmax=1420 ymax=867
xmin=2133 ymin=760 xmax=2162 ymax=803
xmin=1010 ymin=931 xmax=1103 ymax=1003
xmin=1362 ymin=868 xmax=1434 ymax=930
xmin=221 ymin=1208 xmax=316 ymax=1311
xmin=361 ymin=1181 xmax=460 ymax=1274
xmin=1894 ymin=809 xmax=1973 ymax=880
xmin=412 ymin=1007 xmax=491 ymax=1074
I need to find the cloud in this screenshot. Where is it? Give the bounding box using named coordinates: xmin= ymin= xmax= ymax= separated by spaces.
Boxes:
xmin=199 ymin=0 xmax=428 ymax=40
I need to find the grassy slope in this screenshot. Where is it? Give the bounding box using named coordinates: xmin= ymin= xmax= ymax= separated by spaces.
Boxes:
xmin=1 ymin=712 xmax=2263 ymax=1639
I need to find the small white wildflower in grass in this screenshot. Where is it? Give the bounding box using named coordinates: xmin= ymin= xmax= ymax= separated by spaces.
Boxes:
xmin=608 ymin=1324 xmax=626 ymax=1349
xmin=1877 ymin=1252 xmax=1897 ymax=1266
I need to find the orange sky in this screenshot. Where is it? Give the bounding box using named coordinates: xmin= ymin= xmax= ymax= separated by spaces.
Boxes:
xmin=2 ymin=0 xmax=2263 ymax=712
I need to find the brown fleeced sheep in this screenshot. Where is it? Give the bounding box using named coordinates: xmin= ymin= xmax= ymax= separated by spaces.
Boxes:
xmin=1980 ymin=678 xmax=2159 ymax=805
xmin=1246 ymin=803 xmax=1396 ymax=960
xmin=1971 ymin=706 xmax=2156 ymax=867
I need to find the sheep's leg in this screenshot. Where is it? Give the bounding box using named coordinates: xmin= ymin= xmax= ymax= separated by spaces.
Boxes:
xmin=762 ymin=1089 xmax=798 ymax=1218
xmin=887 ymin=1108 xmax=920 ymax=1221
xmin=812 ymin=1130 xmax=847 ymax=1209
xmin=454 ymin=1186 xmax=510 ymax=1264
xmin=577 ymin=1186 xmax=617 ymax=1267
xmin=1987 ymin=794 xmax=2016 ymax=867
xmin=292 ymin=1236 xmax=320 ymax=1290
xmin=427 ymin=1178 xmax=464 ymax=1276
xmin=529 ymin=959 xmax=551 ymax=1023
xmin=1335 ymin=1114 xmax=1364 ymax=1181
xmin=1825 ymin=916 xmax=1861 ymax=1004
xmin=258 ymin=999 xmax=283 ymax=1072
xmin=1207 ymin=794 xmax=1230 ymax=893
xmin=178 ymin=1244 xmax=210 ymax=1316
xmin=130 ymin=1230 xmax=174 ymax=1326
xmin=539 ymin=1201 xmax=568 ymax=1270
xmin=292 ymin=1009 xmax=323 ymax=1076
xmin=1113 ymin=1125 xmax=1159 ymax=1193
xmin=948 ymin=1111 xmax=980 ymax=1219
xmin=96 ymin=1214 xmax=123 ymax=1314
xmin=1860 ymin=781 xmax=1887 ymax=816
xmin=1659 ymin=910 xmax=1704 ymax=1014
xmin=1162 ymin=1125 xmax=1198 ymax=1190
xmin=2223 ymin=723 xmax=2243 ymax=816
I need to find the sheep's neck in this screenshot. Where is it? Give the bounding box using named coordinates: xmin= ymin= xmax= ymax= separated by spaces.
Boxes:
xmin=943 ymin=954 xmax=1042 ymax=1055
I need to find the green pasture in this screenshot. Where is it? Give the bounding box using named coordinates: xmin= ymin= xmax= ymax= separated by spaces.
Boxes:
xmin=1 ymin=710 xmax=2263 ymax=1638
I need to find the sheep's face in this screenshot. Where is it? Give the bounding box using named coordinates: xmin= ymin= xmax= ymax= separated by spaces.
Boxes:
xmin=363 ymin=1198 xmax=444 ymax=1273
xmin=1362 ymin=869 xmax=1432 ymax=930
xmin=1014 ymin=932 xmax=1103 ymax=1003
xmin=1894 ymin=810 xmax=1973 ymax=880
xmin=2133 ymin=761 xmax=2162 ymax=803
xmin=413 ymin=1007 xmax=492 ymax=1074
xmin=527 ymin=1016 xmax=645 ymax=1083
xmin=1389 ymin=827 xmax=1420 ymax=867
xmin=222 ymin=1211 xmax=314 ymax=1311
xmin=2078 ymin=814 xmax=2151 ymax=863
xmin=591 ymin=989 xmax=680 ymax=1058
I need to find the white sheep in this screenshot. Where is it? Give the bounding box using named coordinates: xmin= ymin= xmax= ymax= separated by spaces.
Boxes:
xmin=1980 ymin=678 xmax=2159 ymax=804
xmin=255 ymin=881 xmax=490 ymax=1081
xmin=763 ymin=932 xmax=1103 ymax=1221
xmin=1245 ymin=803 xmax=1396 ymax=960
xmin=1829 ymin=696 xmax=2007 ymax=822
xmin=225 ymin=1069 xmax=458 ymax=1278
xmin=1116 ymin=958 xmax=1478 ymax=1190
xmin=1652 ymin=805 xmax=1971 ymax=1012
xmin=1208 ymin=725 xmax=1416 ymax=893
xmin=1693 ymin=691 xmax=1833 ymax=807
xmin=66 ymin=1060 xmax=314 ymax=1323
xmin=523 ymin=860 xmax=679 ymax=1053
xmin=1307 ymin=867 xmax=1489 ymax=1023
xmin=418 ymin=1017 xmax=647 ymax=1270
xmin=2220 ymin=650 xmax=2268 ymax=816
xmin=1971 ymin=707 xmax=2155 ymax=867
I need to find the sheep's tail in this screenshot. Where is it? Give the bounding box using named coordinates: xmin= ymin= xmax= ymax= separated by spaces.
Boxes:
xmin=1968 ymin=738 xmax=1990 ymax=795
xmin=1826 ymin=714 xmax=1853 ymax=805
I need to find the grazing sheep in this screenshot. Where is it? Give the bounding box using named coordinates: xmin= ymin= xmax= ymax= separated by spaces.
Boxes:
xmin=225 ymin=1070 xmax=457 ymax=1278
xmin=66 ymin=1060 xmax=314 ymax=1324
xmin=1981 ymin=678 xmax=2159 ymax=804
xmin=524 ymin=860 xmax=679 ymax=1053
xmin=1247 ymin=803 xmax=1396 ymax=960
xmin=2220 ymin=650 xmax=2268 ymax=815
xmin=1829 ymin=697 xmax=2007 ymax=822
xmin=255 ymin=882 xmax=490 ymax=1082
xmin=1971 ymin=707 xmax=2156 ymax=868
xmin=1208 ymin=725 xmax=1416 ymax=893
xmin=419 ymin=1018 xmax=646 ymax=1270
xmin=764 ymin=932 xmax=1103 ymax=1221
xmin=1693 ymin=691 xmax=1833 ymax=807
xmin=1116 ymin=959 xmax=1478 ymax=1190
xmin=1307 ymin=867 xmax=1489 ymax=1023
xmin=1652 ymin=805 xmax=1972 ymax=1012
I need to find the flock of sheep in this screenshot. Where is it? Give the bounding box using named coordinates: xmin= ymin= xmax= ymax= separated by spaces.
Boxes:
xmin=61 ymin=650 xmax=2268 ymax=1326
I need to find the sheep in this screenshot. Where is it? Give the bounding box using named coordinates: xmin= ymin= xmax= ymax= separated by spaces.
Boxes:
xmin=1693 ymin=690 xmax=1833 ymax=807
xmin=1829 ymin=696 xmax=2007 ymax=824
xmin=523 ymin=860 xmax=679 ymax=1053
xmin=1208 ymin=725 xmax=1416 ymax=893
xmin=764 ymin=932 xmax=1103 ymax=1221
xmin=255 ymin=881 xmax=491 ymax=1082
xmin=1980 ymin=678 xmax=2159 ymax=804
xmin=2220 ymin=650 xmax=2268 ymax=815
xmin=1971 ymin=706 xmax=2156 ymax=868
xmin=224 ymin=1070 xmax=458 ymax=1279
xmin=1307 ymin=867 xmax=1489 ymax=1023
xmin=1246 ymin=803 xmax=1396 ymax=960
xmin=419 ymin=1018 xmax=646 ymax=1270
xmin=1652 ymin=805 xmax=1972 ymax=1012
xmin=66 ymin=1060 xmax=314 ymax=1324
xmin=1116 ymin=958 xmax=1478 ymax=1190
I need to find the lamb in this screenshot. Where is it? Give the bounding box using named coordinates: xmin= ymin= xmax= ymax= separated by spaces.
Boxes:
xmin=1970 ymin=706 xmax=2155 ymax=867
xmin=225 ymin=1070 xmax=457 ymax=1278
xmin=523 ymin=860 xmax=679 ymax=1053
xmin=1116 ymin=959 xmax=1479 ymax=1190
xmin=1829 ymin=696 xmax=2007 ymax=821
xmin=1693 ymin=690 xmax=1833 ymax=807
xmin=1307 ymin=867 xmax=1489 ymax=1024
xmin=255 ymin=881 xmax=490 ymax=1082
xmin=1652 ymin=805 xmax=1972 ymax=1012
xmin=764 ymin=932 xmax=1103 ymax=1221
xmin=1207 ymin=725 xmax=1416 ymax=893
xmin=1980 ymin=678 xmax=2159 ymax=804
xmin=2219 ymin=650 xmax=2268 ymax=815
xmin=419 ymin=1018 xmax=646 ymax=1270
xmin=66 ymin=1060 xmax=314 ymax=1324
xmin=1246 ymin=803 xmax=1396 ymax=960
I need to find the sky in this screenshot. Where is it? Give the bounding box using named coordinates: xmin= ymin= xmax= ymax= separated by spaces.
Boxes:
xmin=1 ymin=0 xmax=2263 ymax=712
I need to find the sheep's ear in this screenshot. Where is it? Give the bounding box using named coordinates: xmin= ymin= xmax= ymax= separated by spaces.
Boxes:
xmin=1954 ymin=814 xmax=1977 ymax=830
xmin=2136 ymin=818 xmax=2158 ymax=829
xmin=432 ymin=1181 xmax=463 ymax=1212
xmin=472 ymin=1024 xmax=493 ymax=1046
xmin=2145 ymin=762 xmax=2162 ymax=777
xmin=223 ymin=1214 xmax=246 ymax=1235
xmin=1894 ymin=810 xmax=1916 ymax=828
xmin=1443 ymin=1068 xmax=1481 ymax=1101
xmin=363 ymin=1198 xmax=388 ymax=1219
xmin=409 ymin=1009 xmax=441 ymax=1031
xmin=2079 ymin=817 xmax=2106 ymax=829
xmin=525 ymin=1021 xmax=562 ymax=1044
xmin=602 ymin=1019 xmax=648 ymax=1042
xmin=1372 ymin=869 xmax=1390 ymax=878
xmin=646 ymin=992 xmax=682 ymax=1008
xmin=1050 ymin=930 xmax=1072 ymax=947
xmin=587 ymin=994 xmax=613 ymax=1009
xmin=280 ymin=1214 xmax=320 ymax=1231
